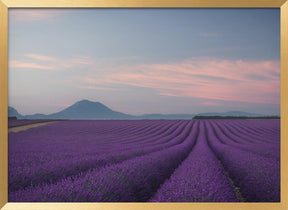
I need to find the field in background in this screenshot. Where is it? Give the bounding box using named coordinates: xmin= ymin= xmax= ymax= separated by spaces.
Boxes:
xmin=8 ymin=119 xmax=280 ymax=202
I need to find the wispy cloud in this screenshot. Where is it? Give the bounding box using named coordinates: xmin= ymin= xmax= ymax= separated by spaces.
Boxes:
xmin=25 ymin=54 xmax=56 ymax=61
xmin=10 ymin=54 xmax=280 ymax=105
xmin=9 ymin=61 xmax=56 ymax=70
xmin=82 ymin=57 xmax=280 ymax=105
xmin=9 ymin=54 xmax=94 ymax=71
xmin=9 ymin=9 xmax=66 ymax=23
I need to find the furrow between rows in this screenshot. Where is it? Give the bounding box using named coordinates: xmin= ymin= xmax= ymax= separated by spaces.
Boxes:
xmin=150 ymin=121 xmax=239 ymax=202
xmin=205 ymin=120 xmax=280 ymax=202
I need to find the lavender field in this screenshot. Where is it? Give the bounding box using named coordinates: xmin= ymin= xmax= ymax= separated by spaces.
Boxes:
xmin=8 ymin=119 xmax=280 ymax=202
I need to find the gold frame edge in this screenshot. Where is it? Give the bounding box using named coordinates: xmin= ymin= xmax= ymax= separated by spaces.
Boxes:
xmin=1 ymin=0 xmax=288 ymax=209
xmin=0 ymin=0 xmax=8 ymax=209
xmin=281 ymin=0 xmax=288 ymax=209
xmin=1 ymin=0 xmax=288 ymax=8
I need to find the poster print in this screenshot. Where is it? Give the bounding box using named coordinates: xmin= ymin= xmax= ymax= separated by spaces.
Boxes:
xmin=8 ymin=8 xmax=280 ymax=202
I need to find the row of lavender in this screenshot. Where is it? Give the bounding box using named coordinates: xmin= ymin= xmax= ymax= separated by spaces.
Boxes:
xmin=9 ymin=120 xmax=191 ymax=192
xmin=8 ymin=119 xmax=280 ymax=202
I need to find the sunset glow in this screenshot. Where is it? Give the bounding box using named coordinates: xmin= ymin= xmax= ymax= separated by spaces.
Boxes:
xmin=8 ymin=8 xmax=280 ymax=115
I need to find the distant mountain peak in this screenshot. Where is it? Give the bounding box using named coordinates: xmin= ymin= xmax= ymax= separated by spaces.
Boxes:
xmin=75 ymin=99 xmax=100 ymax=105
xmin=40 ymin=99 xmax=133 ymax=119
xmin=8 ymin=106 xmax=22 ymax=118
xmin=73 ymin=100 xmax=107 ymax=107
xmin=64 ymin=100 xmax=112 ymax=113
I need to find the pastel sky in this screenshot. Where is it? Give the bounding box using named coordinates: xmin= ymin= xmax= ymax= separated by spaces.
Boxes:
xmin=8 ymin=9 xmax=280 ymax=115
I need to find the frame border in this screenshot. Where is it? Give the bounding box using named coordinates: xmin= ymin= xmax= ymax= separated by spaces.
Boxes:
xmin=1 ymin=0 xmax=287 ymax=209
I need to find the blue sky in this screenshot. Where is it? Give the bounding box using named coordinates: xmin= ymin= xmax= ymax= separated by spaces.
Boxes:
xmin=8 ymin=9 xmax=280 ymax=115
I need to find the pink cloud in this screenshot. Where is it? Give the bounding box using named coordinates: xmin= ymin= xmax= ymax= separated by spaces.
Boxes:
xmin=10 ymin=54 xmax=94 ymax=71
xmin=83 ymin=58 xmax=280 ymax=105
xmin=158 ymin=92 xmax=180 ymax=97
xmin=70 ymin=56 xmax=94 ymax=65
xmin=9 ymin=9 xmax=66 ymax=23
xmin=9 ymin=61 xmax=56 ymax=70
xmin=25 ymin=54 xmax=56 ymax=61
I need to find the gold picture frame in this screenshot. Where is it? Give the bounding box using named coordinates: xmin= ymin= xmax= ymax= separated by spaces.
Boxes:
xmin=0 ymin=0 xmax=287 ymax=209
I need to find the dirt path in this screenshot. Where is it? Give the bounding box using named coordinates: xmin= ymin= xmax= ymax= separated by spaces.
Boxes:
xmin=9 ymin=121 xmax=61 ymax=133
